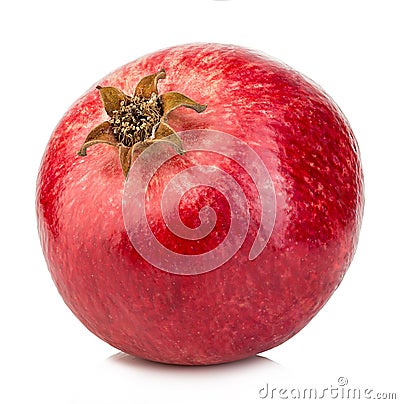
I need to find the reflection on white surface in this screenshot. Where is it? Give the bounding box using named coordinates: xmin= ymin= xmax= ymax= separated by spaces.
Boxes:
xmin=94 ymin=352 xmax=284 ymax=404
xmin=68 ymin=352 xmax=286 ymax=404
xmin=108 ymin=351 xmax=282 ymax=373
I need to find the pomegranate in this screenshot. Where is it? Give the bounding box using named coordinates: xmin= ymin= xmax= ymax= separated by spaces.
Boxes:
xmin=36 ymin=43 xmax=363 ymax=365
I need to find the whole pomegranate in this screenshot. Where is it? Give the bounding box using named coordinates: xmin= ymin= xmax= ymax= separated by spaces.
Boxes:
xmin=36 ymin=43 xmax=363 ymax=365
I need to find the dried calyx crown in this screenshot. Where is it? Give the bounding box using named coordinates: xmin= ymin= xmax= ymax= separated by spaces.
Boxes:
xmin=78 ymin=69 xmax=207 ymax=177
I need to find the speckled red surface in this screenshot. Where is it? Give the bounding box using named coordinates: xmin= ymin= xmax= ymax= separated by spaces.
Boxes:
xmin=36 ymin=44 xmax=364 ymax=365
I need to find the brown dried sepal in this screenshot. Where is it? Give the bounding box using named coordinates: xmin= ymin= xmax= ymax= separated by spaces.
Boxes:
xmin=77 ymin=69 xmax=207 ymax=178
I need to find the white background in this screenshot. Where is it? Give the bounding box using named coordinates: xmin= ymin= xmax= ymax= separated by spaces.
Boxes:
xmin=1 ymin=0 xmax=399 ymax=402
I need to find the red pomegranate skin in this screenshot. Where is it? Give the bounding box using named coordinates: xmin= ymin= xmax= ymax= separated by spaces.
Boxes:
xmin=36 ymin=44 xmax=364 ymax=365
